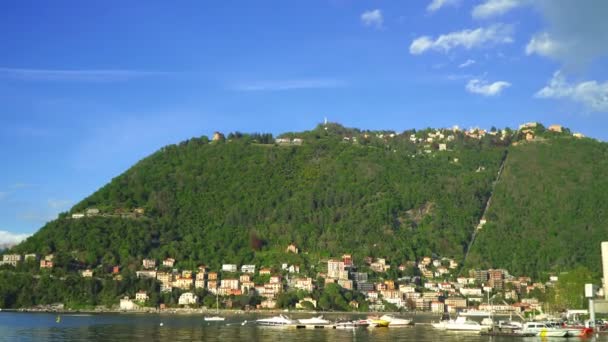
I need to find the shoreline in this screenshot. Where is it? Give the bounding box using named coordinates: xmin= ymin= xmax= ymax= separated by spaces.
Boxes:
xmin=1 ymin=307 xmax=442 ymax=317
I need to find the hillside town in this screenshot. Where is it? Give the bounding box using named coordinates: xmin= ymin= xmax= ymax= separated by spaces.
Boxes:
xmin=1 ymin=243 xmax=558 ymax=315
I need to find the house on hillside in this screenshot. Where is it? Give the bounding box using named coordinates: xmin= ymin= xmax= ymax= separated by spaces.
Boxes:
xmin=135 ymin=291 xmax=149 ymax=302
xmin=548 ymin=124 xmax=563 ymax=133
xmin=286 ymin=243 xmax=299 ymax=254
xmin=120 ymin=297 xmax=138 ymax=311
xmin=178 ymin=292 xmax=198 ymax=305
xmin=222 ymin=264 xmax=237 ymax=273
xmin=241 ymin=264 xmax=256 ymax=274
xmin=162 ymin=258 xmax=175 ymax=268
xmin=142 ymin=259 xmax=156 ymax=269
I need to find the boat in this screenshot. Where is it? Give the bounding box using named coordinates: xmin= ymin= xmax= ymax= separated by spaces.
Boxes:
xmin=521 ymin=322 xmax=568 ymax=337
xmin=380 ymin=315 xmax=411 ymax=327
xmin=367 ymin=317 xmax=390 ymax=328
xmin=432 ymin=316 xmax=482 ymax=332
xmin=204 ymin=292 xmax=225 ymax=322
xmin=298 ymin=315 xmax=331 ymax=325
xmin=256 ymin=315 xmax=295 ymax=326
xmin=334 ymin=320 xmax=370 ymax=329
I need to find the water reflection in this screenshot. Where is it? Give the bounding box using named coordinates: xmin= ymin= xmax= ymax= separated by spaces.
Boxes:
xmin=1 ymin=312 xmax=608 ymax=341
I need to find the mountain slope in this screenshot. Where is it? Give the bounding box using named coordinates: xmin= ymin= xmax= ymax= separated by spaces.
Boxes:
xmin=14 ymin=125 xmax=505 ymax=269
xmin=466 ymin=136 xmax=608 ymax=277
xmin=11 ymin=123 xmax=608 ymax=277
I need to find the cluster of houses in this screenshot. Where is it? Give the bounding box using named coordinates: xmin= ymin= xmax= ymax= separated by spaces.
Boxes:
xmin=1 ymin=246 xmax=553 ymax=315
xmin=70 ymin=207 xmax=145 ymax=220
xmin=317 ymin=254 xmax=552 ymax=315
xmin=128 ymin=244 xmax=313 ymax=309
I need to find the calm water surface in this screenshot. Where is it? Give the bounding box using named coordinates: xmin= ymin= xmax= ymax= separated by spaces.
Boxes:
xmin=1 ymin=312 xmax=607 ymax=341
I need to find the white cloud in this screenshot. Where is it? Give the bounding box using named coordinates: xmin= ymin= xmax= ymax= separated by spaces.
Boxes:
xmin=0 ymin=67 xmax=171 ymax=82
xmin=466 ymin=79 xmax=511 ymax=96
xmin=427 ymin=0 xmax=459 ymax=12
xmin=525 ymin=32 xmax=560 ymax=57
xmin=525 ymin=1 xmax=608 ymax=67
xmin=361 ymin=9 xmax=383 ymax=29
xmin=0 ymin=230 xmax=30 ymax=246
xmin=361 ymin=9 xmax=384 ymax=29
xmin=47 ymin=199 xmax=72 ymax=210
xmin=233 ymin=79 xmax=347 ymax=91
xmin=458 ymin=59 xmax=476 ymax=68
xmin=535 ymin=71 xmax=608 ymax=112
xmin=472 ymin=0 xmax=525 ymax=19
xmin=409 ymin=24 xmax=513 ymax=55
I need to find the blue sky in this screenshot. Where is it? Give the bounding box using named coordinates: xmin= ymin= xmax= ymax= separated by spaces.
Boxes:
xmin=1 ymin=0 xmax=608 ymax=242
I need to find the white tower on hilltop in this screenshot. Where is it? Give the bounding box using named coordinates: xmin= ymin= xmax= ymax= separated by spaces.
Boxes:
xmin=602 ymin=242 xmax=608 ymax=299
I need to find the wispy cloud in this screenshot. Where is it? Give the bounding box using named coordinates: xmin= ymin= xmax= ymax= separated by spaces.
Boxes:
xmin=458 ymin=59 xmax=476 ymax=68
xmin=0 ymin=67 xmax=172 ymax=82
xmin=427 ymin=0 xmax=460 ymax=12
xmin=472 ymin=0 xmax=525 ymax=19
xmin=535 ymin=70 xmax=608 ymax=112
xmin=0 ymin=230 xmax=31 ymax=246
xmin=409 ymin=24 xmax=513 ymax=55
xmin=233 ymin=79 xmax=347 ymax=91
xmin=361 ymin=9 xmax=384 ymax=29
xmin=466 ymin=79 xmax=511 ymax=96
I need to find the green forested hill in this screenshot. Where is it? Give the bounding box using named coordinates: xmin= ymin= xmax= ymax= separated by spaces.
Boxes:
xmin=466 ymin=136 xmax=608 ymax=277
xmin=13 ymin=124 xmax=505 ymax=270
xmin=10 ymin=123 xmax=608 ymax=277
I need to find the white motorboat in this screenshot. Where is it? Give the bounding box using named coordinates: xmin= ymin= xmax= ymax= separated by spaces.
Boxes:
xmin=521 ymin=322 xmax=568 ymax=337
xmin=432 ymin=316 xmax=482 ymax=332
xmin=298 ymin=315 xmax=331 ymax=325
xmin=204 ymin=316 xmax=226 ymax=322
xmin=256 ymin=315 xmax=295 ymax=326
xmin=334 ymin=320 xmax=370 ymax=329
xmin=380 ymin=315 xmax=411 ymax=327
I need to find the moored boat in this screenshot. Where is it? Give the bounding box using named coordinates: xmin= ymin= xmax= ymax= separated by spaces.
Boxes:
xmin=204 ymin=316 xmax=225 ymax=322
xmin=521 ymin=322 xmax=568 ymax=337
xmin=367 ymin=318 xmax=390 ymax=328
xmin=256 ymin=315 xmax=295 ymax=326
xmin=334 ymin=319 xmax=369 ymax=329
xmin=380 ymin=314 xmax=411 ymax=327
xmin=432 ymin=316 xmax=482 ymax=332
xmin=298 ymin=315 xmax=331 ymax=325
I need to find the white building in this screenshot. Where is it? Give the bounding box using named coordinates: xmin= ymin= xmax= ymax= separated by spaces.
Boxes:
xmin=135 ymin=291 xmax=149 ymax=302
xmin=119 ymin=297 xmax=138 ymax=311
xmin=241 ymin=264 xmax=256 ymax=274
xmin=222 ymin=264 xmax=237 ymax=272
xmin=178 ymin=292 xmax=199 ymax=305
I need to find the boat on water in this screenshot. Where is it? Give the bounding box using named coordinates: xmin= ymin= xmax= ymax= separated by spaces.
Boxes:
xmin=432 ymin=316 xmax=482 ymax=332
xmin=379 ymin=315 xmax=411 ymax=327
xmin=256 ymin=315 xmax=295 ymax=326
xmin=334 ymin=320 xmax=370 ymax=329
xmin=367 ymin=317 xmax=390 ymax=328
xmin=204 ymin=292 xmax=225 ymax=322
xmin=521 ymin=322 xmax=568 ymax=337
xmin=298 ymin=315 xmax=331 ymax=325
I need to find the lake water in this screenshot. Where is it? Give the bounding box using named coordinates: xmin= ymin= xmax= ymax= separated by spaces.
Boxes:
xmin=1 ymin=312 xmax=607 ymax=341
